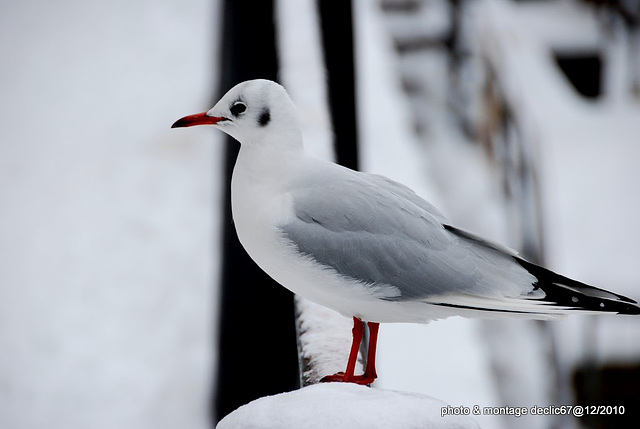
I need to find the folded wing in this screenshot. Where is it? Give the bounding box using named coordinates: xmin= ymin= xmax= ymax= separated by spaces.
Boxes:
xmin=279 ymin=169 xmax=639 ymax=317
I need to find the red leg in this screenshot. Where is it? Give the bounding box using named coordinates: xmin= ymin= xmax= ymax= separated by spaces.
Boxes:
xmin=320 ymin=318 xmax=380 ymax=385
xmin=320 ymin=317 xmax=364 ymax=382
xmin=361 ymin=321 xmax=380 ymax=383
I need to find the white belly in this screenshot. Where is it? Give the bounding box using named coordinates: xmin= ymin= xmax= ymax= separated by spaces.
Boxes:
xmin=230 ymin=162 xmax=400 ymax=321
xmin=229 ymin=154 xmax=455 ymax=323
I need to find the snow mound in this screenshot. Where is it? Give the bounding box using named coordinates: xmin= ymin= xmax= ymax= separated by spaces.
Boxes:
xmin=216 ymin=383 xmax=480 ymax=429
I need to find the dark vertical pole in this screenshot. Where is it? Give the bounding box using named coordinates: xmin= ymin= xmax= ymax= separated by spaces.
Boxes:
xmin=214 ymin=0 xmax=299 ymax=423
xmin=317 ymin=0 xmax=360 ymax=170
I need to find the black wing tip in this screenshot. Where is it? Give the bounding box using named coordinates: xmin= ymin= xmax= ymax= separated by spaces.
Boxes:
xmin=577 ymin=299 xmax=640 ymax=315
xmin=614 ymin=302 xmax=640 ymax=315
xmin=515 ymin=257 xmax=640 ymax=315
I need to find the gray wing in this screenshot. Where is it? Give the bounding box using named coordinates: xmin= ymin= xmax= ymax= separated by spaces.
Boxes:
xmin=279 ymin=170 xmax=533 ymax=302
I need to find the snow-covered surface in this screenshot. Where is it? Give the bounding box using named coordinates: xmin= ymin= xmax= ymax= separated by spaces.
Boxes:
xmin=506 ymin=0 xmax=601 ymax=52
xmin=295 ymin=298 xmax=360 ymax=385
xmin=216 ymin=383 xmax=480 ymax=429
xmin=0 ymin=1 xmax=219 ymax=428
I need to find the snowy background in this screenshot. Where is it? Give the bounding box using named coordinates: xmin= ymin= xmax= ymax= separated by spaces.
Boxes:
xmin=1 ymin=1 xmax=219 ymax=428
xmin=2 ymin=0 xmax=639 ymax=428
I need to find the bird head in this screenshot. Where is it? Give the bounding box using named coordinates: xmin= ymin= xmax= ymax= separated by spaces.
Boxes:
xmin=172 ymin=79 xmax=302 ymax=152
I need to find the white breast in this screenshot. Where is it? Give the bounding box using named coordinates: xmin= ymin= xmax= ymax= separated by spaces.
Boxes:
xmin=230 ymin=152 xmax=409 ymax=321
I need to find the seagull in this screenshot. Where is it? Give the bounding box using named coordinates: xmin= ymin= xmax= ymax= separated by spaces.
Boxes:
xmin=172 ymin=79 xmax=640 ymax=385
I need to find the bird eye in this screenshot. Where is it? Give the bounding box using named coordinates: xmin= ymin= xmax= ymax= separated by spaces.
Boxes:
xmin=230 ymin=101 xmax=247 ymax=116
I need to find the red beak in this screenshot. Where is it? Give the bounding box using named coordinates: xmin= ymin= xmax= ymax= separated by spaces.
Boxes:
xmin=171 ymin=112 xmax=227 ymax=128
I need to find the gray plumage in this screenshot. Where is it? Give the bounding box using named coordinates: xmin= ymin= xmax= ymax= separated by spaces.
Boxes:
xmin=280 ymin=165 xmax=639 ymax=315
xmin=281 ymin=169 xmax=530 ymax=301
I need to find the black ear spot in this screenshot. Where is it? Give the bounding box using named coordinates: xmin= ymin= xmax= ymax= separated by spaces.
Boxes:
xmin=230 ymin=101 xmax=246 ymax=117
xmin=258 ymin=108 xmax=271 ymax=127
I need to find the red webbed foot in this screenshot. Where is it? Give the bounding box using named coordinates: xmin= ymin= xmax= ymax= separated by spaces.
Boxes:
xmin=320 ymin=371 xmax=376 ymax=385
xmin=319 ymin=318 xmax=380 ymax=386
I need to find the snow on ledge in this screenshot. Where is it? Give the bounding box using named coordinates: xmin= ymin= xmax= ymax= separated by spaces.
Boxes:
xmin=216 ymin=383 xmax=480 ymax=429
xmin=295 ymin=297 xmax=358 ymax=385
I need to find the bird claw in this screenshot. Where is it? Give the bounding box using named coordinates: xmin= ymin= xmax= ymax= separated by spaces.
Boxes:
xmin=320 ymin=372 xmax=376 ymax=385
xmin=320 ymin=372 xmax=346 ymax=383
